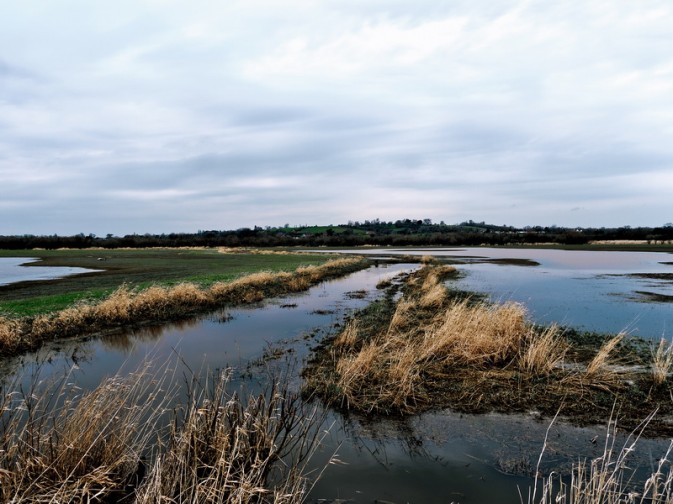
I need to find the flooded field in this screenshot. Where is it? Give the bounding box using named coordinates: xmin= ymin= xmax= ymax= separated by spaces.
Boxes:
xmin=0 ymin=257 xmax=99 ymax=286
xmin=2 ymin=248 xmax=673 ymax=503
xmin=329 ymin=247 xmax=673 ymax=339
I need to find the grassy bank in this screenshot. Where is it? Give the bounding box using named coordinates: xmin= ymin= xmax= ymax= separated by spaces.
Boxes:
xmin=0 ymin=254 xmax=369 ymax=357
xmin=0 ymin=364 xmax=323 ymax=503
xmin=303 ymin=262 xmax=673 ymax=434
xmin=0 ymin=248 xmax=342 ymax=317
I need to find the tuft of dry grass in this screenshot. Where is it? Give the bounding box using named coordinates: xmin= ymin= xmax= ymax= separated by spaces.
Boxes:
xmin=0 ymin=316 xmax=22 ymax=351
xmin=577 ymin=333 xmax=626 ymax=390
xmin=586 ymin=334 xmax=624 ymax=377
xmin=420 ymin=282 xmax=447 ymax=308
xmin=651 ymin=338 xmax=673 ymax=386
xmin=334 ymin=319 xmax=360 ymax=349
xmin=519 ymin=324 xmax=568 ymax=375
xmin=422 ymin=299 xmax=529 ymax=366
xmin=136 ymin=372 xmax=324 ymax=504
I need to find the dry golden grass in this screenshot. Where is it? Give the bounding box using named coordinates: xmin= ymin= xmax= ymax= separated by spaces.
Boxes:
xmin=586 ymin=334 xmax=624 ymax=377
xmin=136 ymin=373 xmax=323 ymax=504
xmin=519 ymin=324 xmax=568 ymax=375
xmin=421 ymin=299 xmax=528 ymax=366
xmin=0 ymin=316 xmax=22 ymax=350
xmin=0 ymin=364 xmax=171 ymax=503
xmin=1 ymin=365 xmax=325 ymax=504
xmin=574 ymin=334 xmax=626 ymax=390
xmin=386 ymin=299 xmax=416 ymax=335
xmin=305 ymin=263 xmax=635 ymax=416
xmin=420 ymin=255 xmax=437 ymax=264
xmin=334 ymin=318 xmax=360 ymax=348
xmin=420 ymin=282 xmax=447 ymax=308
xmin=652 ymin=338 xmax=673 ymax=386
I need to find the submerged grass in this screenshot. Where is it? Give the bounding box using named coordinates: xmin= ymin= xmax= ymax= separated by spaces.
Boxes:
xmin=0 ymin=364 xmax=325 ymax=503
xmin=0 ymin=257 xmax=369 ymax=357
xmin=303 ymin=262 xmax=673 ymax=433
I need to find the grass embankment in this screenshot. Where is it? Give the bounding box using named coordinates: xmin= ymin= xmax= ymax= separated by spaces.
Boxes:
xmin=303 ymin=262 xmax=673 ymax=434
xmin=0 ymin=254 xmax=369 ymax=357
xmin=0 ymin=248 xmax=342 ymax=317
xmin=0 ymin=365 xmax=322 ymax=503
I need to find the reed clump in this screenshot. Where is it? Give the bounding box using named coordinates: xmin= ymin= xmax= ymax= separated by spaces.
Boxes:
xmin=526 ymin=414 xmax=673 ymax=504
xmin=1 ymin=366 xmax=324 ymax=503
xmin=651 ymin=338 xmax=673 ymax=386
xmin=0 ymin=257 xmax=368 ymax=358
xmin=303 ymin=263 xmax=657 ymax=422
xmin=0 ymin=364 xmax=171 ymax=503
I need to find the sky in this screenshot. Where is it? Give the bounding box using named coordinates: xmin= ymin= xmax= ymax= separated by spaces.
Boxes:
xmin=1 ymin=1 xmax=673 ymax=236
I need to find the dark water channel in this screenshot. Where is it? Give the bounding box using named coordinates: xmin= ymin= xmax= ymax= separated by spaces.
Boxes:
xmin=3 ymin=250 xmax=673 ymax=503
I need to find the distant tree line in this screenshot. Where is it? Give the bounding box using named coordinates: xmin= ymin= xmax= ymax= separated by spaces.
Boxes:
xmin=1 ymin=220 xmax=673 ymax=250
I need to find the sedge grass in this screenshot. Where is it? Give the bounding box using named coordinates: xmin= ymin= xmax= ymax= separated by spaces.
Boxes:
xmin=519 ymin=324 xmax=568 ymax=375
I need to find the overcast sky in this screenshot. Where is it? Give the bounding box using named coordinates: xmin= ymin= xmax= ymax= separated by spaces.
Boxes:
xmin=1 ymin=1 xmax=672 ymax=235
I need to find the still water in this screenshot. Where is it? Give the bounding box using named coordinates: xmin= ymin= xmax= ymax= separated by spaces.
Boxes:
xmin=331 ymin=247 xmax=673 ymax=339
xmin=2 ymin=249 xmax=673 ymax=503
xmin=0 ymin=257 xmax=98 ymax=286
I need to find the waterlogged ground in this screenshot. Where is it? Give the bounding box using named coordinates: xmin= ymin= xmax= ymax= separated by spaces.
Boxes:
xmin=0 ymin=257 xmax=99 ymax=286
xmin=2 ymin=249 xmax=673 ymax=503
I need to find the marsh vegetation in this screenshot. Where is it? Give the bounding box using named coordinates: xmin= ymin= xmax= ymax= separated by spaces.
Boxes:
xmin=0 ymin=363 xmax=324 ymax=503
xmin=303 ymin=262 xmax=673 ymax=434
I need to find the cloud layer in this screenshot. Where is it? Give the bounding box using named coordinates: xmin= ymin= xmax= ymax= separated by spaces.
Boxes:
xmin=2 ymin=1 xmax=672 ymax=235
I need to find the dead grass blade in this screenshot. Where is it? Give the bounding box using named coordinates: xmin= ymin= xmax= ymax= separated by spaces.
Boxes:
xmin=651 ymin=338 xmax=673 ymax=386
xmin=519 ymin=325 xmax=568 ymax=375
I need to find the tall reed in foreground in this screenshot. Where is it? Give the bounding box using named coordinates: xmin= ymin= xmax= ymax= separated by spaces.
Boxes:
xmin=1 ymin=364 xmax=326 ymax=503
xmin=136 ymin=372 xmax=325 ymax=504
xmin=0 ymin=363 xmax=173 ymax=503
xmin=525 ymin=413 xmax=673 ymax=504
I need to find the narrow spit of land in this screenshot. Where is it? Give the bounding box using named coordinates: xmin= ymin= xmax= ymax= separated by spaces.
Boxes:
xmin=0 ymin=248 xmax=370 ymax=357
xmin=303 ymin=259 xmax=673 ymax=435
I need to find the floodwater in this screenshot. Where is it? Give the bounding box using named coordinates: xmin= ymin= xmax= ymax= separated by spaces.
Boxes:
xmin=2 ymin=249 xmax=673 ymax=503
xmin=0 ymin=257 xmax=99 ymax=286
xmin=328 ymin=247 xmax=673 ymax=339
